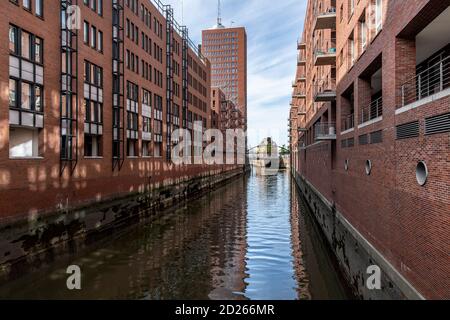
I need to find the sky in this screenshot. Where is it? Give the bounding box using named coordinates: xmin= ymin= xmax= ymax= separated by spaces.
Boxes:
xmin=163 ymin=0 xmax=307 ymax=148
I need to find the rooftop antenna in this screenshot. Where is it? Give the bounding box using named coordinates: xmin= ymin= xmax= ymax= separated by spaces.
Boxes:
xmin=217 ymin=0 xmax=223 ymax=27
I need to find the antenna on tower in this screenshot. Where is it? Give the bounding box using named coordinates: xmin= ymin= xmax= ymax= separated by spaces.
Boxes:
xmin=217 ymin=0 xmax=222 ymax=27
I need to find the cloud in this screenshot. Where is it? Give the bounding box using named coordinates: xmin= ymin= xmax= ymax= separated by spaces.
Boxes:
xmin=161 ymin=0 xmax=307 ymax=147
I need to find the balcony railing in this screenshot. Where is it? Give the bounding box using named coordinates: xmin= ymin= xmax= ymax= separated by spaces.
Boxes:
xmin=297 ymin=53 xmax=306 ymax=66
xmin=360 ymin=97 xmax=383 ymax=124
xmin=315 ymin=122 xmax=337 ymax=140
xmin=297 ymin=39 xmax=306 ymax=50
xmin=401 ymin=56 xmax=450 ymax=107
xmin=313 ymin=5 xmax=337 ymax=31
xmin=313 ymin=77 xmax=336 ymax=102
xmin=314 ymin=38 xmax=336 ymax=66
xmin=341 ymin=113 xmax=355 ymax=132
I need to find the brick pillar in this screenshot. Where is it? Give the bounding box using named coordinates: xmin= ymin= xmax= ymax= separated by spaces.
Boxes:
xmin=356 ymin=77 xmax=372 ymax=125
xmin=394 ymin=37 xmax=416 ymax=108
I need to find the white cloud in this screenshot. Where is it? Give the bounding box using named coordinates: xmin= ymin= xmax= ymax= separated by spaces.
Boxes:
xmin=161 ymin=0 xmax=307 ymax=147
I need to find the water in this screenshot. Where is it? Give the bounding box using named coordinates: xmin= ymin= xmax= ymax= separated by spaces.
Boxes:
xmin=0 ymin=171 xmax=352 ymax=300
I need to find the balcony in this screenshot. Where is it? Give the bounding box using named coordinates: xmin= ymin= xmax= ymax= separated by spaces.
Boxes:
xmin=400 ymin=56 xmax=450 ymax=109
xmin=315 ymin=122 xmax=337 ymax=141
xmin=313 ymin=78 xmax=336 ymax=102
xmin=297 ymin=39 xmax=306 ymax=50
xmin=293 ymin=92 xmax=306 ymax=99
xmin=360 ymin=97 xmax=383 ymax=125
xmin=292 ymin=80 xmax=297 ymax=88
xmin=297 ymin=53 xmax=306 ymax=66
xmin=313 ymin=6 xmax=336 ymax=31
xmin=341 ymin=114 xmax=355 ymax=133
xmin=314 ymin=38 xmax=336 ymax=66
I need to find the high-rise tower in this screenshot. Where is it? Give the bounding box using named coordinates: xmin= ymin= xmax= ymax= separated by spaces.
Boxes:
xmin=201 ymin=4 xmax=247 ymax=129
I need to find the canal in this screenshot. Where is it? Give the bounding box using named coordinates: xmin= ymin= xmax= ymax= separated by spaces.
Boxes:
xmin=0 ymin=171 xmax=352 ymax=300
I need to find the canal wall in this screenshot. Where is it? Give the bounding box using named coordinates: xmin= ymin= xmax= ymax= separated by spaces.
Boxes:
xmin=0 ymin=167 xmax=244 ymax=283
xmin=292 ymin=171 xmax=424 ymax=300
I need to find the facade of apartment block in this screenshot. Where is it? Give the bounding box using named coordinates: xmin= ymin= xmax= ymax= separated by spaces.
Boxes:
xmin=211 ymin=87 xmax=244 ymax=132
xmin=290 ymin=0 xmax=450 ymax=299
xmin=0 ymin=0 xmax=243 ymax=223
xmin=202 ymin=26 xmax=247 ymax=129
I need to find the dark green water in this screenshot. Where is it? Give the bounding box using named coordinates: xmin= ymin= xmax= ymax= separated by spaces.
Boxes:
xmin=0 ymin=171 xmax=351 ymax=300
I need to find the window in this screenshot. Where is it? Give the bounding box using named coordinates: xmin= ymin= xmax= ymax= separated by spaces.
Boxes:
xmin=9 ymin=79 xmax=18 ymax=107
xmin=91 ymin=25 xmax=97 ymax=48
xmin=375 ymin=0 xmax=383 ymax=33
xmin=21 ymin=82 xmax=32 ymax=110
xmin=84 ymin=21 xmax=89 ymax=44
xmin=23 ymin=0 xmax=31 ymax=10
xmin=35 ymin=0 xmax=42 ymax=17
xmin=97 ymin=0 xmax=103 ymax=15
xmin=21 ymin=31 xmax=31 ymax=60
xmin=98 ymin=31 xmax=103 ymax=52
xmin=9 ymin=25 xmax=18 ymax=53
xmin=34 ymin=37 xmax=42 ymax=63
xmin=360 ymin=15 xmax=367 ymax=52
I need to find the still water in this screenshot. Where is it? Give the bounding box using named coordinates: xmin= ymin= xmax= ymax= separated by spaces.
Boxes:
xmin=0 ymin=171 xmax=351 ymax=300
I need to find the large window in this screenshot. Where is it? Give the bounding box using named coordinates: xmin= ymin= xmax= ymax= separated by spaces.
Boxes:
xmin=84 ymin=61 xmax=103 ymax=157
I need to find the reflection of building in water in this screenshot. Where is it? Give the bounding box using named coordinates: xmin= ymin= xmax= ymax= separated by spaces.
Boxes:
xmin=207 ymin=179 xmax=248 ymax=300
xmin=290 ymin=184 xmax=312 ymax=300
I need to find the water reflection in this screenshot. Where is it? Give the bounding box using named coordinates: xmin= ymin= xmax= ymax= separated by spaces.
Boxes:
xmin=0 ymin=171 xmax=351 ymax=300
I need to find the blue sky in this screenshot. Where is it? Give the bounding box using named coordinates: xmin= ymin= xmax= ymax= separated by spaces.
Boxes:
xmin=164 ymin=0 xmax=307 ymax=148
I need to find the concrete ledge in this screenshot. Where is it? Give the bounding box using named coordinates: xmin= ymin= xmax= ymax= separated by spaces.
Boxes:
xmin=293 ymin=173 xmax=424 ymax=300
xmin=358 ymin=116 xmax=383 ymax=129
xmin=396 ymin=88 xmax=450 ymax=115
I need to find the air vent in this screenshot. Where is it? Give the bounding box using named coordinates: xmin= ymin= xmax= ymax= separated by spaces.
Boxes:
xmin=359 ymin=134 xmax=368 ymax=145
xmin=425 ymin=112 xmax=450 ymax=136
xmin=348 ymin=137 xmax=355 ymax=147
xmin=370 ymin=130 xmax=383 ymax=144
xmin=396 ymin=121 xmax=419 ymax=140
xmin=341 ymin=139 xmax=347 ymax=148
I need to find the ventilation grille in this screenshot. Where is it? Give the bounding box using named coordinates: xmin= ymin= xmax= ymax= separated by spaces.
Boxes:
xmin=396 ymin=121 xmax=419 ymax=140
xmin=341 ymin=139 xmax=347 ymax=148
xmin=370 ymin=130 xmax=383 ymax=144
xmin=341 ymin=137 xmax=355 ymax=148
xmin=348 ymin=137 xmax=355 ymax=147
xmin=425 ymin=112 xmax=450 ymax=136
xmin=359 ymin=134 xmax=368 ymax=145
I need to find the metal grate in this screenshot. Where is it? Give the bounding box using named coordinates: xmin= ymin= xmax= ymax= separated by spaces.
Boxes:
xmin=396 ymin=121 xmax=419 ymax=140
xmin=359 ymin=134 xmax=368 ymax=145
xmin=348 ymin=137 xmax=355 ymax=147
xmin=425 ymin=112 xmax=450 ymax=135
xmin=370 ymin=130 xmax=383 ymax=144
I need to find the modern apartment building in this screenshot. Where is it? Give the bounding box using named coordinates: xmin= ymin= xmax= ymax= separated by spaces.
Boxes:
xmin=290 ymin=0 xmax=450 ymax=299
xmin=202 ymin=24 xmax=247 ymax=128
xmin=0 ymin=0 xmax=243 ymax=225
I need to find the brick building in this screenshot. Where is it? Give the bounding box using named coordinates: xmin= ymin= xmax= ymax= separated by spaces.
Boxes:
xmin=0 ymin=0 xmax=242 ymax=225
xmin=211 ymin=87 xmax=244 ymax=132
xmin=202 ymin=23 xmax=247 ymax=129
xmin=290 ymin=0 xmax=450 ymax=299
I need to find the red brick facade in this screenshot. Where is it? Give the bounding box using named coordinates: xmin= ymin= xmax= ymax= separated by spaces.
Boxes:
xmin=290 ymin=0 xmax=450 ymax=299
xmin=0 ymin=1 xmax=241 ymax=224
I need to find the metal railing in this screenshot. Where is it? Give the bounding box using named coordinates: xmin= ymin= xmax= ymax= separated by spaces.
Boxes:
xmin=314 ymin=38 xmax=337 ymax=58
xmin=360 ymin=97 xmax=382 ymax=124
xmin=401 ymin=56 xmax=450 ymax=107
xmin=315 ymin=122 xmax=337 ymax=139
xmin=314 ymin=4 xmax=336 ymax=17
xmin=341 ymin=113 xmax=355 ymax=131
xmin=297 ymin=53 xmax=306 ymax=63
xmin=313 ymin=77 xmax=336 ymax=98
